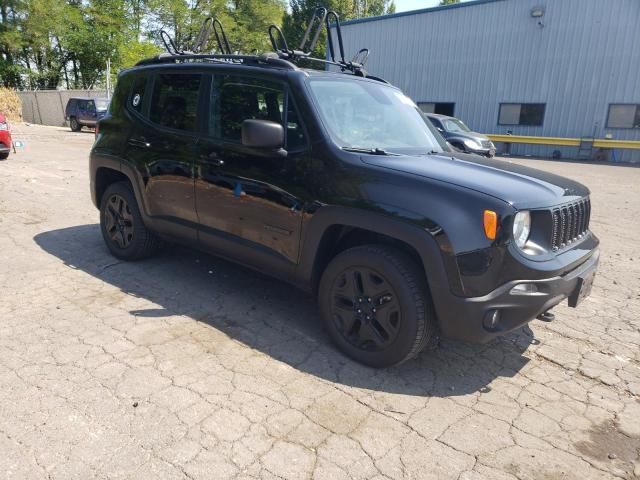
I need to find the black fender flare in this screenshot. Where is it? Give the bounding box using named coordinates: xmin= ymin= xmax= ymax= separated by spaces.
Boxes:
xmin=295 ymin=206 xmax=464 ymax=300
xmin=92 ymin=153 xmax=152 ymax=221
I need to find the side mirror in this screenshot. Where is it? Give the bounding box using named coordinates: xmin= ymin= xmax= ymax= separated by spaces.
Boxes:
xmin=241 ymin=119 xmax=284 ymax=150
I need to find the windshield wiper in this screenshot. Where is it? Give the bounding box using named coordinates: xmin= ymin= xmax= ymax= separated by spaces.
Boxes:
xmin=342 ymin=146 xmax=400 ymax=156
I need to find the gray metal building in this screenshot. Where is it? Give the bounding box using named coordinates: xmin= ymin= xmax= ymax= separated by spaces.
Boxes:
xmin=337 ymin=0 xmax=640 ymax=162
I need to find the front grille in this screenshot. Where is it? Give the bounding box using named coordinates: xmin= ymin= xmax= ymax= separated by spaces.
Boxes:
xmin=481 ymin=140 xmax=493 ymax=148
xmin=550 ymin=198 xmax=591 ymax=251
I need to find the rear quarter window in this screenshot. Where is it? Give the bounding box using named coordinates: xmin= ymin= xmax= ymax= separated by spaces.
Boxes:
xmin=129 ymin=74 xmax=148 ymax=115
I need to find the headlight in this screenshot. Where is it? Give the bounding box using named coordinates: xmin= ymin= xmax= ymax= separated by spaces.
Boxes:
xmin=463 ymin=139 xmax=480 ymax=149
xmin=0 ymin=122 xmax=7 ymax=131
xmin=512 ymin=211 xmax=531 ymax=248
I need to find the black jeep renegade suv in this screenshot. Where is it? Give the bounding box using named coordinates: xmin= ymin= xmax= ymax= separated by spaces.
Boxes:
xmin=90 ymin=53 xmax=599 ymax=367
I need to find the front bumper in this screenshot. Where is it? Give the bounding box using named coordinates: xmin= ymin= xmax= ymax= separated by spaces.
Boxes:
xmin=438 ymin=248 xmax=599 ymax=343
xmin=469 ymin=145 xmax=496 ymax=157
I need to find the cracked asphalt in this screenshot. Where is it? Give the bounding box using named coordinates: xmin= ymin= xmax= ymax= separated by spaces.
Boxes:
xmin=1 ymin=123 xmax=639 ymax=480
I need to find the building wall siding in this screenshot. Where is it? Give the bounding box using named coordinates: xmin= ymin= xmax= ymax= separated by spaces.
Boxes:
xmin=337 ymin=0 xmax=640 ymax=161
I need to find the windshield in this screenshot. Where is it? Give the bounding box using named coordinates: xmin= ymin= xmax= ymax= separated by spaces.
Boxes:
xmin=94 ymin=99 xmax=109 ymax=111
xmin=307 ymin=78 xmax=444 ymax=154
xmin=443 ymin=118 xmax=471 ymax=133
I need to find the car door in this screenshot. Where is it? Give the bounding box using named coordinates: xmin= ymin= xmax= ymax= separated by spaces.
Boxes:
xmin=122 ymin=71 xmax=203 ymax=242
xmin=85 ymin=100 xmax=98 ymax=126
xmin=194 ymin=73 xmax=309 ymax=272
xmin=78 ymin=100 xmax=88 ymax=125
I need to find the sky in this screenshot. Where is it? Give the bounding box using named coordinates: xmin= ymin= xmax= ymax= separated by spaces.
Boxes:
xmin=394 ymin=0 xmax=467 ymax=13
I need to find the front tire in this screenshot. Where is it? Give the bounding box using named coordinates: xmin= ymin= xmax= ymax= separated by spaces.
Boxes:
xmin=70 ymin=117 xmax=81 ymax=132
xmin=318 ymin=245 xmax=437 ymax=368
xmin=99 ymin=181 xmax=162 ymax=260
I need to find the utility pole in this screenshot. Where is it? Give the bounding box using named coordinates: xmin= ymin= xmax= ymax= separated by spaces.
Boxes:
xmin=106 ymin=58 xmax=111 ymax=99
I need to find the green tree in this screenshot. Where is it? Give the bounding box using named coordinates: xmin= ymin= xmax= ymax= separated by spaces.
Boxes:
xmin=4 ymin=0 xmax=391 ymax=90
xmin=439 ymin=0 xmax=460 ymax=5
xmin=0 ymin=0 xmax=26 ymax=87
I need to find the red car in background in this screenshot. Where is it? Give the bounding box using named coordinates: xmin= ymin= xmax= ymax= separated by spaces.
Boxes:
xmin=0 ymin=113 xmax=12 ymax=159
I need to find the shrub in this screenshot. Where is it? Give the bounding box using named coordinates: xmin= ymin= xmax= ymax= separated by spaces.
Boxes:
xmin=0 ymin=88 xmax=22 ymax=122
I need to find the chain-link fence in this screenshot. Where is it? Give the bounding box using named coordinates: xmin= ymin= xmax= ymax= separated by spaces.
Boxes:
xmin=17 ymin=90 xmax=109 ymax=127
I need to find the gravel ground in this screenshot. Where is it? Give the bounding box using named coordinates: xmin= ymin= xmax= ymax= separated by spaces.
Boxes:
xmin=0 ymin=123 xmax=639 ymax=480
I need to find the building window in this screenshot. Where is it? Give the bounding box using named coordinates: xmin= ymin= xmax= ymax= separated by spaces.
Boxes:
xmin=498 ymin=103 xmax=545 ymax=126
xmin=418 ymin=102 xmax=455 ymax=116
xmin=606 ymin=104 xmax=640 ymax=129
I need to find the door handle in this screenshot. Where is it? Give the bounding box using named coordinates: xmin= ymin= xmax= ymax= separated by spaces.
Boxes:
xmin=128 ymin=138 xmax=151 ymax=149
xmin=199 ymin=153 xmax=224 ymax=166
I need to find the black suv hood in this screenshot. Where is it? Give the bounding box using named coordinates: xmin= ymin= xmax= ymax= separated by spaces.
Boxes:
xmin=362 ymin=153 xmax=589 ymax=208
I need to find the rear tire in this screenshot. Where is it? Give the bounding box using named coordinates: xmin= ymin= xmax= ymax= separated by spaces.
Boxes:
xmin=99 ymin=181 xmax=162 ymax=260
xmin=318 ymin=245 xmax=437 ymax=368
xmin=0 ymin=152 xmax=8 ymax=160
xmin=70 ymin=117 xmax=81 ymax=132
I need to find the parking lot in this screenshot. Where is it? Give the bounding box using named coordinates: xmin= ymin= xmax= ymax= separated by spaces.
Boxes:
xmin=0 ymin=123 xmax=639 ymax=480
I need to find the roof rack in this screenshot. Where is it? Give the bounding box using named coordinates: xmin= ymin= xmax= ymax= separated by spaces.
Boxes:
xmin=159 ymin=17 xmax=233 ymax=56
xmin=268 ymin=7 xmax=371 ymax=78
xmin=212 ymin=18 xmax=232 ymax=55
xmin=136 ymin=52 xmax=297 ymax=70
xmin=139 ymin=9 xmax=385 ymax=82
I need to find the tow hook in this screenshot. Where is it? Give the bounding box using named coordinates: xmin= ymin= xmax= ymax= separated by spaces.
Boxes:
xmin=536 ymin=311 xmax=555 ymax=322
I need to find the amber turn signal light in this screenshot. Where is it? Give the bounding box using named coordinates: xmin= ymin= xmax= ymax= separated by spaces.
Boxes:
xmin=483 ymin=210 xmax=498 ymax=240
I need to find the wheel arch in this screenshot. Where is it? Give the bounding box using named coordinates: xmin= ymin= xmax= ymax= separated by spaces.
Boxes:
xmin=297 ymin=207 xmax=464 ymax=300
xmin=91 ymin=153 xmax=150 ymax=219
xmin=311 ymin=226 xmax=420 ymax=291
xmin=94 ymin=167 xmax=129 ymax=208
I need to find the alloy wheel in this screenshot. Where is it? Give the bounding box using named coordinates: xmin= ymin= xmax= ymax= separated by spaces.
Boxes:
xmin=330 ymin=267 xmax=401 ymax=352
xmin=104 ymin=193 xmax=134 ymax=249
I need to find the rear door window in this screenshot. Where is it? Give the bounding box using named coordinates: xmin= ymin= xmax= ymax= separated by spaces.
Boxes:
xmin=149 ymin=73 xmax=202 ymax=132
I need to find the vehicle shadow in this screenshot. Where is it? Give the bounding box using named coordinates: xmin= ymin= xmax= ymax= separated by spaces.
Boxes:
xmin=34 ymin=224 xmax=534 ymax=397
